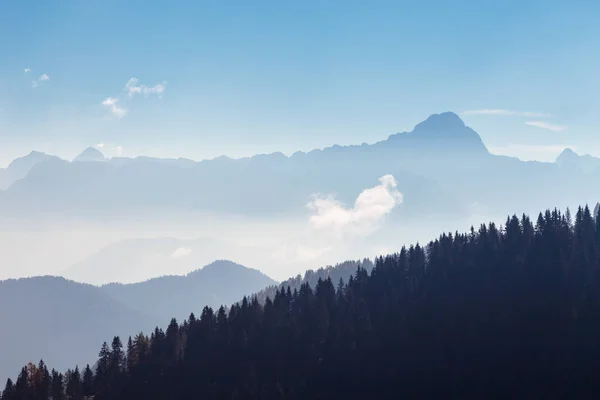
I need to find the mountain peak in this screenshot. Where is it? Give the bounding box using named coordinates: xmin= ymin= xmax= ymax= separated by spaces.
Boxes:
xmin=413 ymin=112 xmax=465 ymax=132
xmin=382 ymin=111 xmax=488 ymax=156
xmin=557 ymin=147 xmax=578 ymax=161
xmin=74 ymin=147 xmax=106 ymax=162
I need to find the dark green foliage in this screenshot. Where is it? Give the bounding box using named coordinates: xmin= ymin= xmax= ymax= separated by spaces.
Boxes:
xmin=81 ymin=366 xmax=93 ymax=398
xmin=10 ymin=205 xmax=600 ymax=398
xmin=50 ymin=370 xmax=63 ymax=400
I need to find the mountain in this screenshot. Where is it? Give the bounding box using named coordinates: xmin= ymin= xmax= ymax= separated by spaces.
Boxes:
xmin=99 ymin=260 xmax=276 ymax=323
xmin=556 ymin=148 xmax=600 ymax=174
xmin=0 ymin=151 xmax=62 ymax=190
xmin=109 ymin=155 xmax=196 ymax=169
xmin=0 ymin=111 xmax=597 ymax=219
xmin=73 ymin=147 xmax=106 ymax=162
xmin=0 ymin=276 xmax=154 ymax=382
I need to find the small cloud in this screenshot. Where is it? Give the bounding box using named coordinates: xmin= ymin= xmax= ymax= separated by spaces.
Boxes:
xmin=125 ymin=78 xmax=141 ymax=97
xmin=142 ymin=82 xmax=166 ymax=96
xmin=113 ymin=145 xmax=123 ymax=156
xmin=172 ymin=247 xmax=192 ymax=258
xmin=24 ymin=68 xmax=31 ymax=73
xmin=125 ymin=77 xmax=167 ymax=98
xmin=101 ymin=77 xmax=166 ymax=118
xmin=525 ymin=121 xmax=567 ymax=132
xmin=39 ymin=74 xmax=50 ymax=81
xmin=31 ymin=81 xmax=39 ymax=88
xmin=463 ymin=109 xmax=550 ymax=118
xmin=95 ymin=143 xmax=105 ymax=149
xmin=102 ymin=97 xmax=127 ymax=118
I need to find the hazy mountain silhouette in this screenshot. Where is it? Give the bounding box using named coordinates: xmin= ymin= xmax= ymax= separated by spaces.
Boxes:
xmin=556 ymin=148 xmax=600 ymax=174
xmin=0 ymin=151 xmax=62 ymax=190
xmin=0 ymin=276 xmax=154 ymax=382
xmin=100 ymin=260 xmax=276 ymax=323
xmin=1 ymin=112 xmax=597 ymax=219
xmin=73 ymin=147 xmax=106 ymax=162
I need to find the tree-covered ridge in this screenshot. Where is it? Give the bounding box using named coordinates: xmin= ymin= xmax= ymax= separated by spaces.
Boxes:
xmin=250 ymin=258 xmax=374 ymax=305
xmin=5 ymin=205 xmax=600 ymax=398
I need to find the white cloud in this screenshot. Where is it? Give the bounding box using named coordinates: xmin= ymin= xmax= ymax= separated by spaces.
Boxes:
xmin=95 ymin=143 xmax=105 ymax=149
xmin=24 ymin=68 xmax=31 ymax=73
xmin=102 ymin=97 xmax=127 ymax=118
xmin=125 ymin=78 xmax=141 ymax=97
xmin=525 ymin=121 xmax=567 ymax=132
xmin=39 ymin=74 xmax=50 ymax=81
xmin=114 ymin=145 xmax=123 ymax=156
xmin=172 ymin=247 xmax=192 ymax=258
xmin=101 ymin=77 xmax=166 ymax=118
xmin=273 ymin=175 xmax=403 ymax=263
xmin=31 ymin=81 xmax=39 ymax=88
xmin=308 ymin=174 xmax=403 ymax=239
xmin=125 ymin=77 xmax=167 ymax=98
xmin=463 ymin=109 xmax=550 ymax=118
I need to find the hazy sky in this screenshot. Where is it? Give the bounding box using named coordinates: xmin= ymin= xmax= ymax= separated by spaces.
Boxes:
xmin=1 ymin=0 xmax=599 ymax=165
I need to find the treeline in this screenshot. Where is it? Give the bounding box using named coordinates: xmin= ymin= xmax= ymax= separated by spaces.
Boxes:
xmin=5 ymin=206 xmax=600 ymax=398
xmin=250 ymin=258 xmax=374 ymax=305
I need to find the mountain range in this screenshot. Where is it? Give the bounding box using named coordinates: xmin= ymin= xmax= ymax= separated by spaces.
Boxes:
xmin=3 ymin=112 xmax=597 ymax=220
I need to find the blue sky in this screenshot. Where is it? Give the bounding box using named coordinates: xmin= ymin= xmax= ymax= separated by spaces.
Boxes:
xmin=0 ymin=0 xmax=599 ymax=165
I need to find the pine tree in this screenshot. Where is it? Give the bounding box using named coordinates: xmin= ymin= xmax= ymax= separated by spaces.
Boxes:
xmin=94 ymin=342 xmax=110 ymax=397
xmin=81 ymin=365 xmax=93 ymax=397
xmin=64 ymin=367 xmax=82 ymax=400
xmin=1 ymin=379 xmax=16 ymax=400
xmin=50 ymin=370 xmax=64 ymax=400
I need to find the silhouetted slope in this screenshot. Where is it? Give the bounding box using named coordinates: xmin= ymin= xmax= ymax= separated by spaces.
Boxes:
xmin=9 ymin=205 xmax=600 ymax=398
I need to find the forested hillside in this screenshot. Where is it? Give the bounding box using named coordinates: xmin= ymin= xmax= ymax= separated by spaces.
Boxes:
xmin=250 ymin=258 xmax=374 ymax=305
xmin=5 ymin=205 xmax=600 ymax=398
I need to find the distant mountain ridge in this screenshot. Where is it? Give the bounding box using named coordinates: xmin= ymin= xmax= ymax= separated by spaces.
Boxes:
xmin=100 ymin=260 xmax=277 ymax=322
xmin=0 ymin=151 xmax=63 ymax=190
xmin=1 ymin=112 xmax=600 ymax=219
xmin=74 ymin=147 xmax=106 ymax=162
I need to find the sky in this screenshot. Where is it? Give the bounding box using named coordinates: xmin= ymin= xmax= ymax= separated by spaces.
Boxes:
xmin=1 ymin=0 xmax=600 ymax=166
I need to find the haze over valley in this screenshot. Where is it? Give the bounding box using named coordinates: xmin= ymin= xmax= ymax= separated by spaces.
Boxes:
xmin=1 ymin=112 xmax=598 ymax=283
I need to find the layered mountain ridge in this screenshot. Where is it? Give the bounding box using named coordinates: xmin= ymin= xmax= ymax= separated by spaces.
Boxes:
xmin=0 ymin=112 xmax=598 ymax=219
